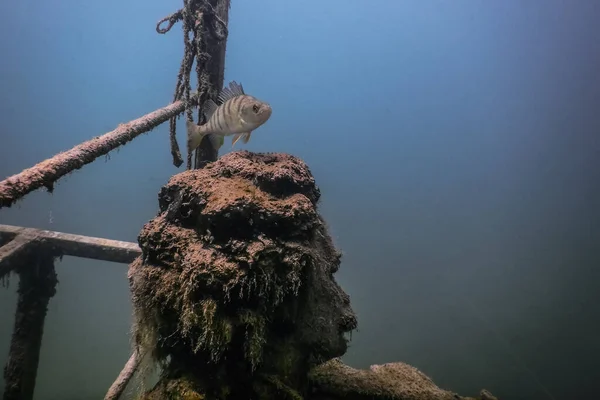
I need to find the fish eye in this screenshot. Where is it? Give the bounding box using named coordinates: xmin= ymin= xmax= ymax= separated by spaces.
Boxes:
xmin=252 ymin=104 xmax=260 ymax=113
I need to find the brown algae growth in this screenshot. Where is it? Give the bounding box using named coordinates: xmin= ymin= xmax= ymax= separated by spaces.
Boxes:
xmin=127 ymin=150 xmax=496 ymax=400
xmin=128 ymin=151 xmax=357 ymax=399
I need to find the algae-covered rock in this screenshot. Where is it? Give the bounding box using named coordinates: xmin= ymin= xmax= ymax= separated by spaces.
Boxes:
xmin=308 ymin=358 xmax=495 ymax=400
xmin=128 ymin=151 xmax=357 ymax=399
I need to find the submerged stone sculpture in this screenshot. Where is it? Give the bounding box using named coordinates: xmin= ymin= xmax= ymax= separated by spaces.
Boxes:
xmin=127 ymin=151 xmax=495 ymax=400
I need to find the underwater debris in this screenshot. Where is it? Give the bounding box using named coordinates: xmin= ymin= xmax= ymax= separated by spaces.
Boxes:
xmin=129 ymin=151 xmax=356 ymax=399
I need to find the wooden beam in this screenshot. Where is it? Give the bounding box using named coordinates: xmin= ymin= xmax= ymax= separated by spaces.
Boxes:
xmin=193 ymin=0 xmax=231 ymax=169
xmin=0 ymin=234 xmax=38 ymax=277
xmin=3 ymin=252 xmax=57 ymax=400
xmin=0 ymin=224 xmax=141 ymax=265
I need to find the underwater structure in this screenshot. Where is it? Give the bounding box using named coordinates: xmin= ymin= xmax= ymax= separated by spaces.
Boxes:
xmin=126 ymin=151 xmax=496 ymax=400
xmin=0 ymin=0 xmax=497 ymax=399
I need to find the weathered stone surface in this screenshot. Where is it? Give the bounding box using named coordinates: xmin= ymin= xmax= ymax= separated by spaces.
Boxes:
xmin=308 ymin=358 xmax=495 ymax=400
xmin=129 ymin=151 xmax=356 ymax=399
xmin=127 ymin=150 xmax=495 ymax=400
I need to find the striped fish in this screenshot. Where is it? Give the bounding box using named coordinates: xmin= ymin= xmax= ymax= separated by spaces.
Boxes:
xmin=186 ymin=81 xmax=272 ymax=155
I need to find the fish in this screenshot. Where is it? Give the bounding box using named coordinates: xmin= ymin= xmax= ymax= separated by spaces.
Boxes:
xmin=186 ymin=81 xmax=272 ymax=155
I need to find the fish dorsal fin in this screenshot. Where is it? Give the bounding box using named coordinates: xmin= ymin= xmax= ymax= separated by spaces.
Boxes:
xmin=218 ymin=81 xmax=245 ymax=103
xmin=228 ymin=81 xmax=245 ymax=96
xmin=202 ymin=98 xmax=219 ymax=121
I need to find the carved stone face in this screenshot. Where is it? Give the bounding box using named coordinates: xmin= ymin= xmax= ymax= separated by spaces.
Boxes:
xmin=291 ymin=225 xmax=358 ymax=365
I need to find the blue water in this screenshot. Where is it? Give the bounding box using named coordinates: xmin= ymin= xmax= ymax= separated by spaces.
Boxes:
xmin=1 ymin=1 xmax=599 ymax=399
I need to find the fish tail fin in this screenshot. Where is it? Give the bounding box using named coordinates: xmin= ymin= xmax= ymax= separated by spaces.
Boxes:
xmin=186 ymin=119 xmax=206 ymax=155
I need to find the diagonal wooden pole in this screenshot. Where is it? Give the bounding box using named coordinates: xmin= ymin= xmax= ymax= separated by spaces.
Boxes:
xmin=0 ymin=95 xmax=199 ymax=210
xmin=104 ymin=349 xmax=141 ymax=400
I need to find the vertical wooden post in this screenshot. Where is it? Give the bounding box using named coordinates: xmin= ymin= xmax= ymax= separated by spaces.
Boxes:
xmin=3 ymin=251 xmax=58 ymax=400
xmin=194 ymin=0 xmax=231 ymax=169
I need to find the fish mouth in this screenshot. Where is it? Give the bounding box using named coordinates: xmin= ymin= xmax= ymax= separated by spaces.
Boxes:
xmin=262 ymin=104 xmax=273 ymax=119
